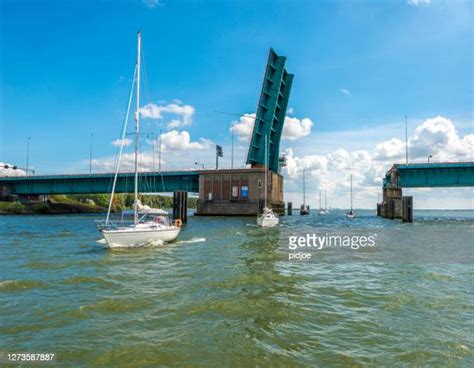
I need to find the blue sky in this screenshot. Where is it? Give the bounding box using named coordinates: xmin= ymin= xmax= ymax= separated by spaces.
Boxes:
xmin=1 ymin=0 xmax=473 ymax=208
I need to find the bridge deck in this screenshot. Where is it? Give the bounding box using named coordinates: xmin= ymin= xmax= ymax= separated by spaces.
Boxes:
xmin=0 ymin=171 xmax=200 ymax=195
xmin=384 ymin=162 xmax=474 ymax=188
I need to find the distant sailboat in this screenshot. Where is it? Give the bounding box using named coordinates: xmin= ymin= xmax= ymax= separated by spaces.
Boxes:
xmin=257 ymin=136 xmax=279 ymax=227
xmin=346 ymin=174 xmax=356 ymax=219
xmin=318 ymin=189 xmax=326 ymax=215
xmin=300 ymin=169 xmax=310 ymax=215
xmin=325 ymin=189 xmax=329 ymax=214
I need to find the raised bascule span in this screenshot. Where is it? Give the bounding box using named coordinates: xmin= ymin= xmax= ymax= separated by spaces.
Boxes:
xmin=246 ymin=48 xmax=294 ymax=173
xmin=0 ymin=48 xmax=293 ymax=217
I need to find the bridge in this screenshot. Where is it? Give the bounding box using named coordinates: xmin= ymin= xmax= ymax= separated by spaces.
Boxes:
xmin=0 ymin=171 xmax=199 ymax=197
xmin=379 ymin=162 xmax=474 ymax=221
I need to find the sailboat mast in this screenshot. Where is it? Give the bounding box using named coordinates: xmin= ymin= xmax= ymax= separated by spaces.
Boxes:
xmin=319 ymin=190 xmax=321 ymax=209
xmin=325 ymin=190 xmax=327 ymax=211
xmin=350 ymin=174 xmax=353 ymax=211
xmin=134 ymin=31 xmax=141 ymax=225
xmin=303 ymin=169 xmax=306 ymax=206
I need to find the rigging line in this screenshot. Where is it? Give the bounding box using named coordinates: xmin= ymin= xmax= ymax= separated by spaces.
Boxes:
xmin=106 ymin=64 xmax=137 ymax=225
xmin=141 ymin=44 xmax=160 ymax=198
xmin=141 ymin=45 xmax=152 ymax=109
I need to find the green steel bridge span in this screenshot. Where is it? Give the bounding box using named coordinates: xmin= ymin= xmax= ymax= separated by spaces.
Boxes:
xmin=0 ymin=171 xmax=200 ymax=196
xmin=383 ymin=162 xmax=474 ymax=188
xmin=1 ymin=162 xmax=473 ymax=198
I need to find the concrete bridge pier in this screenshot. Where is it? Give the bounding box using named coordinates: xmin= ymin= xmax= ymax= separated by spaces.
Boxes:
xmin=379 ymin=191 xmax=413 ymax=222
xmin=402 ymin=196 xmax=413 ymax=222
xmin=287 ymin=202 xmax=292 ymax=215
xmin=379 ymin=185 xmax=403 ymax=219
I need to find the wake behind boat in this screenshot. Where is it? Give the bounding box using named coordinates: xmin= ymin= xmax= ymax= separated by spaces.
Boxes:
xmin=96 ymin=31 xmax=181 ymax=248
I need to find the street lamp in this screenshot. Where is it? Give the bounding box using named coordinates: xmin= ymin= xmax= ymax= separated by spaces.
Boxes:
xmin=428 ymin=154 xmax=433 ymax=163
xmin=158 ymin=129 xmax=162 ymax=172
xmin=26 ymin=137 xmax=31 ymax=178
xmin=195 ymin=162 xmax=204 ymax=169
xmin=89 ymin=133 xmax=94 ymax=175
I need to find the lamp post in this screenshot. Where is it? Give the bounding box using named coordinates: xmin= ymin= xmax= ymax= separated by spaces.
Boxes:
xmin=89 ymin=133 xmax=94 ymax=175
xmin=158 ymin=129 xmax=162 ymax=172
xmin=26 ymin=137 xmax=31 ymax=178
xmin=405 ymin=115 xmax=408 ymax=164
xmin=428 ymin=154 xmax=433 ymax=163
xmin=195 ymin=162 xmax=204 ymax=169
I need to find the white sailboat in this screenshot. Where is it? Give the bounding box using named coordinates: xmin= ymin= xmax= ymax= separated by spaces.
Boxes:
xmin=325 ymin=189 xmax=329 ymax=214
xmin=318 ymin=189 xmax=326 ymax=215
xmin=346 ymin=174 xmax=356 ymax=219
xmin=96 ymin=32 xmax=181 ymax=248
xmin=300 ymin=169 xmax=310 ymax=215
xmin=257 ymin=136 xmax=279 ymax=227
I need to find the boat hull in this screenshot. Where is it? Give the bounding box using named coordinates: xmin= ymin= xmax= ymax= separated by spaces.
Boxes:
xmin=257 ymin=216 xmax=279 ymax=227
xmin=102 ymin=227 xmax=180 ymax=248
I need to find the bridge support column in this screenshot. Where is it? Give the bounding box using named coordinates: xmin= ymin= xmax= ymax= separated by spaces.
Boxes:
xmin=173 ymin=191 xmax=188 ymax=223
xmin=380 ymin=186 xmax=403 ymax=219
xmin=287 ymin=202 xmax=292 ymax=215
xmin=402 ymin=196 xmax=413 ymax=223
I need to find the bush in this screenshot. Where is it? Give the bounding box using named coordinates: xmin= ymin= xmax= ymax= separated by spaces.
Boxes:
xmin=32 ymin=203 xmax=52 ymax=214
xmin=6 ymin=202 xmax=25 ymax=214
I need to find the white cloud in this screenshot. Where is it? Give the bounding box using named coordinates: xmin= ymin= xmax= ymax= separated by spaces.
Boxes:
xmin=230 ymin=114 xmax=256 ymax=141
xmin=159 ymin=130 xmax=212 ymax=151
xmin=407 ymin=0 xmax=430 ymax=6
xmin=282 ymin=117 xmax=313 ymax=141
xmin=340 ymin=88 xmax=350 ymax=95
xmin=140 ymin=101 xmax=195 ymax=129
xmin=409 ymin=116 xmax=473 ymax=161
xmin=111 ymin=138 xmax=132 ymax=147
xmin=374 ymin=138 xmax=405 ymax=161
xmin=229 ymin=113 xmax=313 ymax=142
xmin=0 ymin=162 xmax=26 ymax=177
xmin=287 ymin=107 xmax=294 ymax=115
xmin=142 ymin=0 xmax=163 ymax=8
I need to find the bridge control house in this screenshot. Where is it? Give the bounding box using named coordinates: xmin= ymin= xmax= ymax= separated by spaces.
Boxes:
xmin=195 ymin=168 xmax=284 ymax=216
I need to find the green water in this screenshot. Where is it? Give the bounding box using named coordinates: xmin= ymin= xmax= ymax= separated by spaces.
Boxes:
xmin=1 ymin=210 xmax=473 ymax=367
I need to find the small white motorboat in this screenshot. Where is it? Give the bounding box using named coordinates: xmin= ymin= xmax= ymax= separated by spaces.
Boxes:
xmin=257 ymin=207 xmax=279 ymax=227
